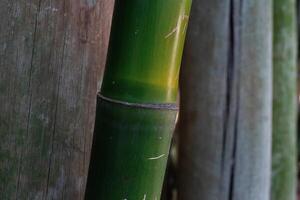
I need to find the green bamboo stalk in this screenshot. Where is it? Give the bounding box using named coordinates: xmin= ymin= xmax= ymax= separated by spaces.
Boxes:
xmin=85 ymin=1 xmax=192 ymax=199
xmin=272 ymin=0 xmax=298 ymax=199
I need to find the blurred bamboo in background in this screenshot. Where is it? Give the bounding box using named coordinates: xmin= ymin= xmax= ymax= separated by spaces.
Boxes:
xmin=272 ymin=0 xmax=298 ymax=200
xmin=178 ymin=0 xmax=272 ymax=199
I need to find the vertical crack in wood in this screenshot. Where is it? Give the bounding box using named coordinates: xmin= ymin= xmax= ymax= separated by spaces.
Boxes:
xmin=229 ymin=1 xmax=244 ymax=200
xmin=15 ymin=0 xmax=42 ymax=198
xmin=221 ymin=0 xmax=235 ymax=179
xmin=44 ymin=1 xmax=68 ymax=198
xmin=228 ymin=100 xmax=240 ymax=200
xmin=224 ymin=1 xmax=236 ymax=199
xmin=222 ymin=0 xmax=243 ymax=199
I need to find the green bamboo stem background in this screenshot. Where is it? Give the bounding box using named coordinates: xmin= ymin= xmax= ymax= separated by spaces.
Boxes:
xmin=272 ymin=0 xmax=298 ymax=199
xmin=85 ymin=0 xmax=192 ymax=199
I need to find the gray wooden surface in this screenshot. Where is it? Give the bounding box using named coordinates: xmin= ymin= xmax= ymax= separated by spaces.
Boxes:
xmin=0 ymin=0 xmax=114 ymax=199
xmin=178 ymin=0 xmax=272 ymax=200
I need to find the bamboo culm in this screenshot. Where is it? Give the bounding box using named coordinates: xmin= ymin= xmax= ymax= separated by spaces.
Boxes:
xmin=272 ymin=0 xmax=298 ymax=199
xmin=85 ymin=0 xmax=192 ymax=199
xmin=178 ymin=1 xmax=272 ymax=200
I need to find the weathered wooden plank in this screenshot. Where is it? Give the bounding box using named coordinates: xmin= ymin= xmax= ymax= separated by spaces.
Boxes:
xmin=178 ymin=0 xmax=272 ymax=200
xmin=0 ymin=0 xmax=114 ymax=199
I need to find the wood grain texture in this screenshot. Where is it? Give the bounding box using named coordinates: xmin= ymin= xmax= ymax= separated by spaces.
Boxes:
xmin=178 ymin=0 xmax=272 ymax=200
xmin=0 ymin=0 xmax=114 ymax=199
